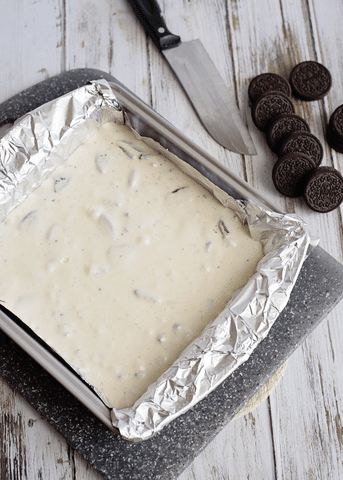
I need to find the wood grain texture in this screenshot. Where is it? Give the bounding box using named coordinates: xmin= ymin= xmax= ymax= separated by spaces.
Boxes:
xmin=1 ymin=0 xmax=343 ymax=479
xmin=0 ymin=378 xmax=104 ymax=480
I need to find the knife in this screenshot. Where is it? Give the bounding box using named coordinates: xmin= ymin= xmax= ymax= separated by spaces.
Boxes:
xmin=126 ymin=0 xmax=257 ymax=155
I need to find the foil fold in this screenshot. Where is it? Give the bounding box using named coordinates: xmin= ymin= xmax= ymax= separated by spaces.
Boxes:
xmin=112 ymin=204 xmax=316 ymax=441
xmin=0 ymin=80 xmax=121 ymax=222
xmin=0 ymin=80 xmax=318 ymax=442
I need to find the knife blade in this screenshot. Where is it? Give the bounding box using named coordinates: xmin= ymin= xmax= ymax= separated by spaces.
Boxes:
xmin=126 ymin=0 xmax=257 ymax=155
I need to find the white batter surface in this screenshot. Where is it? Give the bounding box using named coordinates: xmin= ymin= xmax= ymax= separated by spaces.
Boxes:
xmin=0 ymin=121 xmax=263 ymax=408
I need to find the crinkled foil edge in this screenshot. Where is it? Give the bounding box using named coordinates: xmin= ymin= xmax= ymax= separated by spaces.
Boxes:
xmin=0 ymin=80 xmax=318 ymax=442
xmin=0 ymin=80 xmax=122 ymax=222
xmin=112 ymin=204 xmax=317 ymax=441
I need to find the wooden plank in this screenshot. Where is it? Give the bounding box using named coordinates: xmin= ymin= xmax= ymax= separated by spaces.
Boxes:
xmin=0 ymin=1 xmax=101 ymax=479
xmin=0 ymin=377 xmax=102 ymax=480
xmin=181 ymin=0 xmax=343 ymax=478
xmin=179 ymin=404 xmax=276 ymax=479
xmin=65 ymin=0 xmax=152 ymax=102
xmin=1 ymin=0 xmax=65 ymax=101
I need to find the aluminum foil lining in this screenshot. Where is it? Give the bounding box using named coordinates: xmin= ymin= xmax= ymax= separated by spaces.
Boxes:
xmin=0 ymin=80 xmax=318 ymax=442
xmin=0 ymin=80 xmax=122 ymax=222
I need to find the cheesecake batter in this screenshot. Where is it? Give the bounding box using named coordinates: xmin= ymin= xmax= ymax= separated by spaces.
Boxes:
xmin=0 ymin=121 xmax=263 ymax=409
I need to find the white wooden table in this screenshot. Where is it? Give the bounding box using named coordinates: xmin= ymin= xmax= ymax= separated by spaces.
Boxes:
xmin=1 ymin=0 xmax=343 ymax=478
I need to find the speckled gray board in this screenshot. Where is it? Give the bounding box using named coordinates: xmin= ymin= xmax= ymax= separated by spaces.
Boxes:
xmin=0 ymin=68 xmax=119 ymax=127
xmin=1 ymin=70 xmax=343 ymax=479
xmin=1 ymin=245 xmax=343 ymax=480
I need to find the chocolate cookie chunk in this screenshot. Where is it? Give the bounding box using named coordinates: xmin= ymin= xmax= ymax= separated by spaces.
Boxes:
xmin=266 ymin=113 xmax=310 ymax=153
xmin=272 ymin=152 xmax=316 ymax=197
xmin=248 ymin=73 xmax=292 ymax=103
xmin=327 ymin=104 xmax=343 ymax=153
xmin=252 ymin=91 xmax=295 ymax=132
xmin=289 ymin=61 xmax=332 ymax=101
xmin=304 ymin=167 xmax=343 ymax=212
xmin=279 ymin=131 xmax=323 ymax=166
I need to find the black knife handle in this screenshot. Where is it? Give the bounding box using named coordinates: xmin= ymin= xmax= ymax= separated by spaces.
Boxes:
xmin=0 ymin=68 xmax=117 ymax=127
xmin=127 ymin=0 xmax=181 ymax=51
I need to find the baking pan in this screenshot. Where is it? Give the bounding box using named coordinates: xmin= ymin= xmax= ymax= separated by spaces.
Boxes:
xmin=0 ymin=70 xmax=281 ymax=435
xmin=1 ymin=69 xmax=343 ymax=479
xmin=0 ymin=71 xmax=312 ymax=440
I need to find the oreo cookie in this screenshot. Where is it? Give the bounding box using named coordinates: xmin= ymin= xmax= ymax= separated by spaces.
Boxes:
xmin=266 ymin=113 xmax=310 ymax=153
xmin=252 ymin=91 xmax=295 ymax=132
xmin=248 ymin=73 xmax=291 ymax=103
xmin=327 ymin=104 xmax=343 ymax=153
xmin=289 ymin=61 xmax=332 ymax=101
xmin=272 ymin=152 xmax=316 ymax=197
xmin=279 ymin=131 xmax=323 ymax=166
xmin=304 ymin=166 xmax=343 ymax=212
xmin=327 ymin=126 xmax=343 ymax=153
